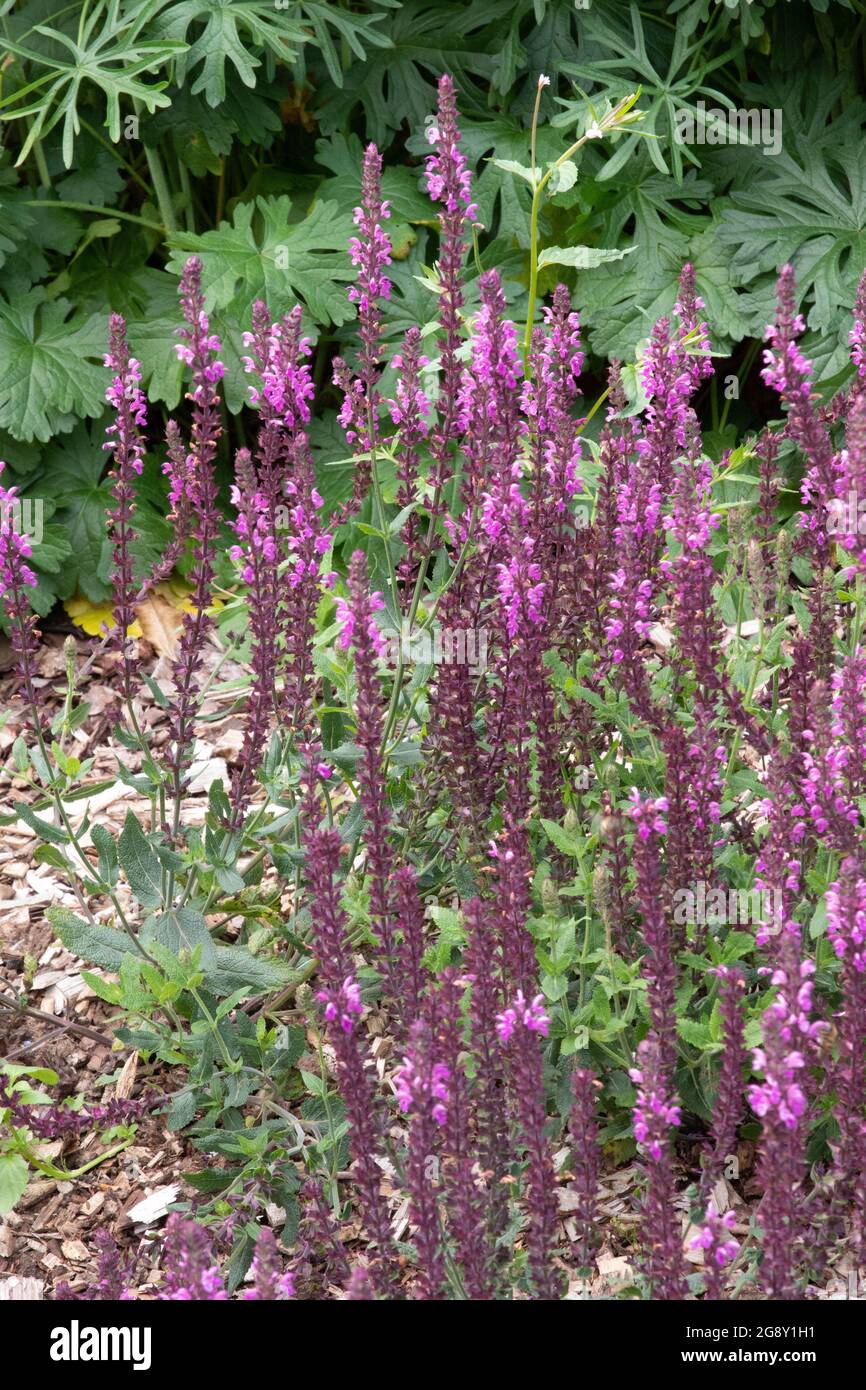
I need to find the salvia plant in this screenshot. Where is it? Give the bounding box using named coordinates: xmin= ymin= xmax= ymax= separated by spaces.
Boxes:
xmin=2 ymin=68 xmax=866 ymax=1306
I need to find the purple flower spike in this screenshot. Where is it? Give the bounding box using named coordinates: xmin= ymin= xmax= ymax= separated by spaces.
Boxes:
xmin=335 ymin=144 xmax=391 ymax=507
xmin=568 ymin=1068 xmax=601 ymax=1268
xmin=103 ymin=313 xmax=147 ymax=699
xmin=159 ymin=1214 xmax=228 ymax=1301
xmin=692 ymin=1205 xmax=738 ymax=1301
xmin=337 ymin=552 xmax=398 ymax=990
xmin=497 ymin=990 xmax=560 ymax=1299
xmin=748 ymin=954 xmax=824 ymax=1298
xmin=316 ymin=975 xmax=365 ymax=1035
xmin=55 ymin=1229 xmax=135 ymax=1301
xmin=0 ymin=460 xmax=41 ymax=718
xmin=762 ymin=264 xmax=840 ymax=553
xmin=243 ymin=1228 xmax=295 ymax=1300
xmin=702 ymin=966 xmax=747 ymax=1200
xmin=826 ymin=858 xmax=866 ymax=1215
xmin=395 ymin=1013 xmax=448 ymax=1300
xmin=425 ymin=74 xmax=475 ymax=495
xmin=628 ymin=793 xmax=678 ymax=1079
xmin=166 ymin=256 xmax=224 ymax=792
xmin=630 ymin=1034 xmax=688 ymax=1299
xmin=495 ymin=990 xmax=550 ymax=1043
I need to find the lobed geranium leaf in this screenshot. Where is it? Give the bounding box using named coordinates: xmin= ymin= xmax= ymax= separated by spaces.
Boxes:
xmin=0 ymin=291 xmax=106 ymax=442
xmin=167 ymin=195 xmax=355 ymax=329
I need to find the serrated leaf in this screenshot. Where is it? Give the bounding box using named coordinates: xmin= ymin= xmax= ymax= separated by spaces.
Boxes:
xmin=56 ymin=137 xmax=125 ymax=206
xmin=155 ymin=0 xmax=389 ymax=108
xmin=715 ymin=79 xmax=866 ymax=383
xmin=118 ymin=812 xmax=163 ymax=908
xmin=142 ymin=907 xmax=216 ymax=968
xmin=677 ymin=1017 xmax=710 ymax=1049
xmin=540 ymin=818 xmax=584 ymax=857
xmin=209 ymin=944 xmax=299 ymax=998
xmin=30 ymin=421 xmax=165 ymax=605
xmin=47 ymin=905 xmax=129 ymax=971
xmin=0 ymin=291 xmax=106 ymax=442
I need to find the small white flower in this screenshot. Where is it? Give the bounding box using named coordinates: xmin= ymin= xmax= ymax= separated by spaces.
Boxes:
xmin=538 ymin=73 xmax=551 ymax=88
xmin=586 ymin=121 xmax=604 ymax=139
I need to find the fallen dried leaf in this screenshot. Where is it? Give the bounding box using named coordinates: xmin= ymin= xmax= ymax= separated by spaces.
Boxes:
xmin=124 ymin=1184 xmax=181 ymax=1227
xmin=135 ymin=593 xmax=185 ymax=659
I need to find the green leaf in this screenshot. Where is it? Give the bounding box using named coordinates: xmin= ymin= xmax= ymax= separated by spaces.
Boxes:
xmin=554 ymin=3 xmax=722 ymax=183
xmin=576 ymin=201 xmax=749 ymax=362
xmin=537 ymin=244 xmax=635 ymax=271
xmin=33 ymin=844 xmax=71 ymax=870
xmin=1 ymin=1064 xmax=59 ymax=1086
xmin=0 ymin=291 xmax=106 ymax=442
xmin=0 ymin=1154 xmax=29 ymax=1215
xmin=677 ymin=1017 xmax=710 ymax=1049
xmin=47 ymin=906 xmax=129 ymax=971
xmin=315 ymin=0 xmax=495 ymax=146
xmin=13 ymin=802 xmax=68 ymax=846
xmin=715 ymin=76 xmax=866 ymax=383
xmin=80 ymin=970 xmax=121 ymax=1005
xmin=548 ymin=160 xmax=579 ymax=195
xmin=491 ymin=158 xmax=540 ymax=185
xmin=118 ymin=812 xmax=163 ymax=908
xmin=209 ymin=945 xmax=299 ymax=998
xmin=144 ymin=82 xmax=283 ymax=175
xmin=540 ymin=818 xmax=584 ymax=857
xmin=90 ymin=823 xmax=119 ymax=887
xmin=55 ymin=136 xmax=125 ymax=206
xmin=167 ymin=1090 xmax=199 ymax=1132
xmin=155 ymin=0 xmax=389 ymax=108
xmin=167 ymin=196 xmax=354 ymax=328
xmin=0 ymin=1 xmax=181 ymax=167
xmin=809 ymin=899 xmax=828 ymax=940
xmin=22 ymin=421 xmax=118 ymax=601
xmin=142 ymin=907 xmax=216 ymax=969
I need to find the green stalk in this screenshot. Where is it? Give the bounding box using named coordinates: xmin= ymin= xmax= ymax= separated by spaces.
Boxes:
xmin=133 ymin=98 xmax=176 ymax=237
xmin=22 ymin=200 xmax=165 ymax=232
xmin=523 ymin=89 xmax=643 ymax=370
xmin=142 ymin=139 xmax=177 ymax=237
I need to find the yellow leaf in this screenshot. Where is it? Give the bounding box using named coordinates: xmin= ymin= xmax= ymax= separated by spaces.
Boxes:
xmin=64 ymin=579 xmax=222 ymax=644
xmin=64 ymin=596 xmax=142 ymax=640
